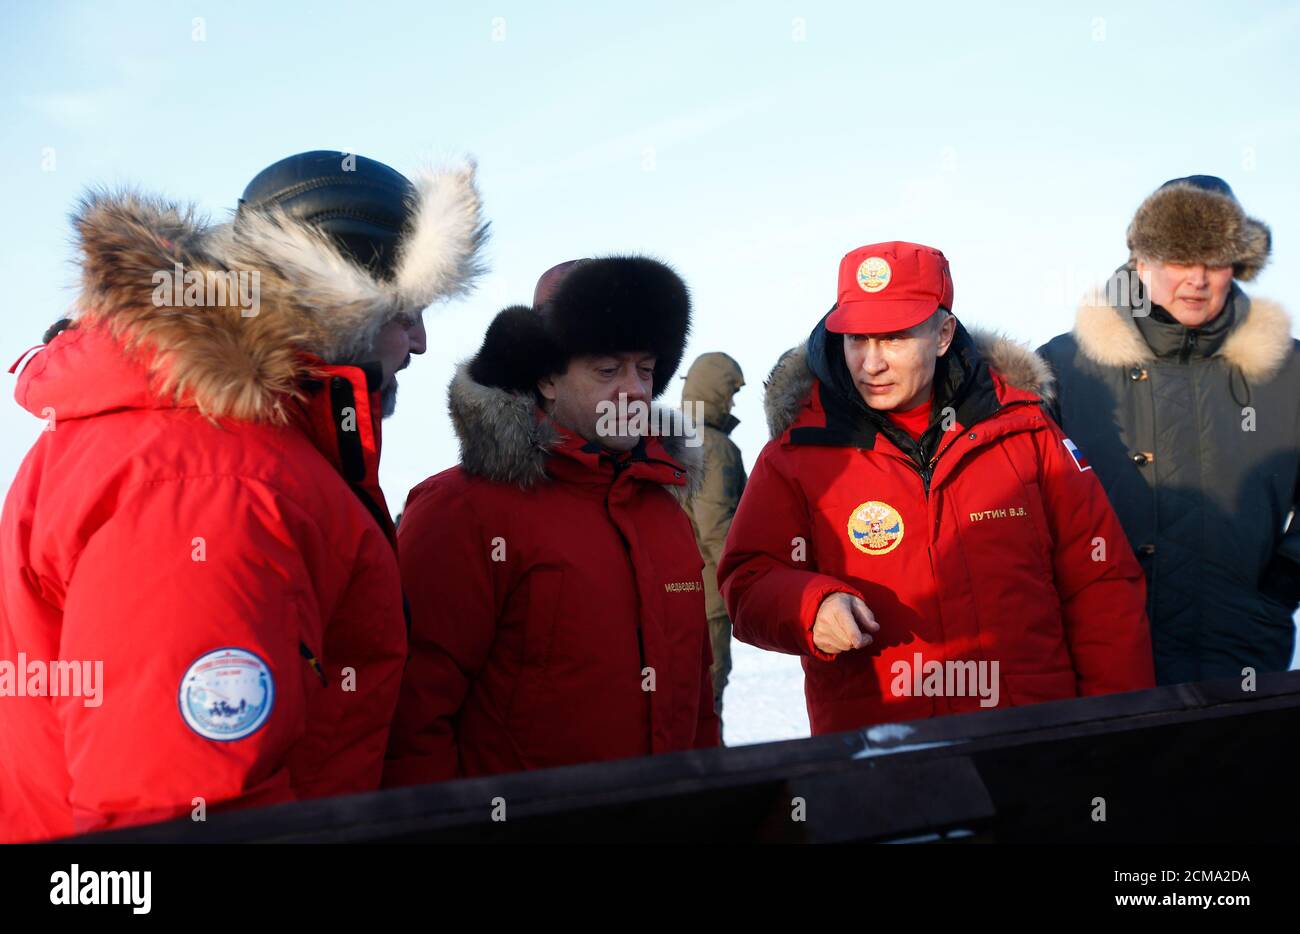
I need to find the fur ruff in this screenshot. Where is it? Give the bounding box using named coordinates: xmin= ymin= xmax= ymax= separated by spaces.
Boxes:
xmin=763 ymin=329 xmax=1055 ymax=440
xmin=448 ymin=362 xmax=703 ymax=500
xmin=1073 ymin=294 xmax=1293 ymax=381
xmin=68 ymin=165 xmax=486 ymax=424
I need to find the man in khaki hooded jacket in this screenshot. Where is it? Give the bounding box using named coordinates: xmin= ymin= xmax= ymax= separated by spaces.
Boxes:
xmin=682 ymin=352 xmax=747 ymax=726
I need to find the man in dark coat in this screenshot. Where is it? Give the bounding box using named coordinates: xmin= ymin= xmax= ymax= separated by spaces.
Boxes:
xmin=1039 ymin=175 xmax=1297 ymax=684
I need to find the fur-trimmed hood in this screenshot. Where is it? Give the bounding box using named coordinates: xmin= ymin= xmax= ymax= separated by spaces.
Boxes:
xmin=763 ymin=327 xmax=1054 ymax=440
xmin=64 ymin=167 xmax=486 ymax=424
xmin=447 ymin=362 xmax=703 ymax=499
xmin=681 ymin=351 xmax=744 ymax=431
xmin=1074 ymin=289 xmax=1293 ymax=383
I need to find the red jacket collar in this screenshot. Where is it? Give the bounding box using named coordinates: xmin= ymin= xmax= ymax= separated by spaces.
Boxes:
xmin=543 ymin=415 xmax=689 ymax=491
xmin=293 ymin=357 xmax=396 ymax=546
xmin=14 ymin=323 xmax=397 ymax=547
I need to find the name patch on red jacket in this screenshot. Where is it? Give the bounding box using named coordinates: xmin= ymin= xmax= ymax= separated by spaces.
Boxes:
xmin=1062 ymin=438 xmax=1092 ymax=472
xmin=847 ymin=501 xmax=905 ymax=555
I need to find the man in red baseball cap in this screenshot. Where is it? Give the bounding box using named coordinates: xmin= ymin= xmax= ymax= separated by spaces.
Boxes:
xmin=718 ymin=241 xmax=1154 ymax=735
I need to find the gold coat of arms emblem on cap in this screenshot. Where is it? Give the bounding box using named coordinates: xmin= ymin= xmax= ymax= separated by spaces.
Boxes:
xmin=856 ymin=257 xmax=891 ymax=293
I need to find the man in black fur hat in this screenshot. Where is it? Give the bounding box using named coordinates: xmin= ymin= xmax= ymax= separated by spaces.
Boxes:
xmin=1040 ymin=175 xmax=1298 ymax=684
xmin=384 ymin=257 xmax=719 ymax=785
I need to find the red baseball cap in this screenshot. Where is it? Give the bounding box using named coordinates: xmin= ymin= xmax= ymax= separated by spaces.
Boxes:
xmin=825 ymin=241 xmax=954 ymax=334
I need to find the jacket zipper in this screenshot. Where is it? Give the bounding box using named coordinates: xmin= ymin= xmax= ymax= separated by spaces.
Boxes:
xmin=901 ymin=399 xmax=1040 ymax=495
xmin=602 ymin=478 xmax=652 ymax=753
xmin=894 ymin=400 xmax=1039 ymax=600
xmin=602 ymin=470 xmax=648 ymax=675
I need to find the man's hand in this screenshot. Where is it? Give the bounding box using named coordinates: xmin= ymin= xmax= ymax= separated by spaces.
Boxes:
xmin=812 ymin=592 xmax=879 ymax=656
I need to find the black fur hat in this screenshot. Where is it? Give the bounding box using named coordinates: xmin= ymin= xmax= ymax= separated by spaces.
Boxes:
xmin=468 ymin=256 xmax=692 ymax=398
xmin=1127 ymin=175 xmax=1271 ymax=281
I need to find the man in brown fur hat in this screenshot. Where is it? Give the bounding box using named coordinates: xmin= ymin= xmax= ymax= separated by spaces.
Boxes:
xmin=1040 ymin=175 xmax=1297 ymax=685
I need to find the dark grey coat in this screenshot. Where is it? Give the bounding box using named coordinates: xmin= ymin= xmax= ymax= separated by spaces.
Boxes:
xmin=1040 ymin=274 xmax=1299 ymax=684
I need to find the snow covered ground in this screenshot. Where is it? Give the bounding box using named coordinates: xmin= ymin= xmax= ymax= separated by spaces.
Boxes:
xmin=721 ymin=639 xmax=809 ymax=746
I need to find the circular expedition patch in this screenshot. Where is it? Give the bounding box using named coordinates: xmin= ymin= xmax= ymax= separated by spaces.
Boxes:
xmin=178 ymin=647 xmax=274 ymax=742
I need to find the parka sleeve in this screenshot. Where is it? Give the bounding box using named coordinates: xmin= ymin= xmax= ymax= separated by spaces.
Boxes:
xmin=1034 ymin=420 xmax=1156 ymax=695
xmin=384 ymin=478 xmax=502 ymax=787
xmin=717 ymin=442 xmax=863 ymax=661
xmin=694 ymin=632 xmax=721 ymax=748
xmin=1260 ymin=459 xmax=1300 ymax=609
xmin=57 ymin=476 xmax=327 ymax=834
xmin=689 ymin=436 xmax=747 ymax=577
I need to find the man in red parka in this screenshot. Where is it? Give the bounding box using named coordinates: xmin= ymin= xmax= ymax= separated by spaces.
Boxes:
xmin=718 ymin=241 xmax=1154 ymax=736
xmin=384 ymin=257 xmax=719 ymax=786
xmin=0 ymin=151 xmax=487 ymax=841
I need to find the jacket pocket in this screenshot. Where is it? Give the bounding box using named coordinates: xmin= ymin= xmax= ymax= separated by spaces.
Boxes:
xmin=505 ymin=567 xmax=565 ymax=756
xmin=282 ymin=597 xmax=324 ymax=763
xmin=521 ymin=567 xmax=564 ymax=668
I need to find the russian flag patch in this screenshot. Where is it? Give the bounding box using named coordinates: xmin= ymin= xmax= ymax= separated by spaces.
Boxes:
xmin=1062 ymin=437 xmax=1091 ymax=472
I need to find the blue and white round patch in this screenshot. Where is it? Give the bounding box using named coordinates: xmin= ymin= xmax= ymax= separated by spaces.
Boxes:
xmin=178 ymin=648 xmax=274 ymax=742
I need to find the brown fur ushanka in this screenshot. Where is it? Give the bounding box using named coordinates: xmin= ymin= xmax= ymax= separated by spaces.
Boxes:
xmin=1126 ymin=181 xmax=1271 ymax=281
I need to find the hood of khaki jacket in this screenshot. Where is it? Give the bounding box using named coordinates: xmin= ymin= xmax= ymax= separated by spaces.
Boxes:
xmin=681 ymin=352 xmax=744 ymax=434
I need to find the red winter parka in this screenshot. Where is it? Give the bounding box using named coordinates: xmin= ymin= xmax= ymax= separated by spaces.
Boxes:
xmin=383 ymin=365 xmax=719 ymax=786
xmin=0 ymin=196 xmax=407 ymax=842
xmin=718 ymin=319 xmax=1155 ymax=736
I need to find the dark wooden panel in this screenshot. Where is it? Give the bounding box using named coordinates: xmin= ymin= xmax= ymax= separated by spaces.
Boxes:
xmin=72 ymin=671 xmax=1300 ymax=843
